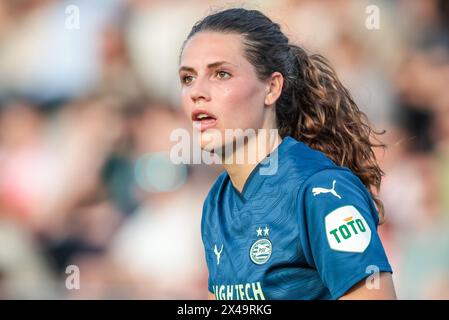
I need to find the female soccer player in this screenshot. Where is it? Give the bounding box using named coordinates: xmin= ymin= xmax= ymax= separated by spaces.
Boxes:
xmin=178 ymin=8 xmax=396 ymax=300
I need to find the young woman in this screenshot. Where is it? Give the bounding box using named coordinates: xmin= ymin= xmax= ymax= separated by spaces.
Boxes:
xmin=178 ymin=8 xmax=396 ymax=300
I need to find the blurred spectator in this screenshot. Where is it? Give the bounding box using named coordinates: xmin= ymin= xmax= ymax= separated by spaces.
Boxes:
xmin=109 ymin=105 xmax=215 ymax=299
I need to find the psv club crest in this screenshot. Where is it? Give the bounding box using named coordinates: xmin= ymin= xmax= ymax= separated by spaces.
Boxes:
xmin=250 ymin=227 xmax=272 ymax=265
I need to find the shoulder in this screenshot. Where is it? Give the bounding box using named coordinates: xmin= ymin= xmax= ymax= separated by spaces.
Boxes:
xmin=299 ymin=167 xmax=373 ymax=205
xmin=201 ymin=171 xmax=228 ymax=225
xmin=203 ymin=170 xmax=229 ymax=206
xmin=297 ymin=166 xmax=381 ymax=229
xmin=278 ymin=138 xmax=343 ymax=193
xmin=281 ymin=137 xmax=369 ymax=199
xmin=201 ymin=171 xmax=228 ymax=242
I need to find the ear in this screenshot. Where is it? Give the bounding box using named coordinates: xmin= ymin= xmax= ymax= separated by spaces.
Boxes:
xmin=264 ymin=72 xmax=284 ymax=106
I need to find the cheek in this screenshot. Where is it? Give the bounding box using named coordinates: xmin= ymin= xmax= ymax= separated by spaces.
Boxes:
xmin=217 ymin=81 xmax=265 ymax=129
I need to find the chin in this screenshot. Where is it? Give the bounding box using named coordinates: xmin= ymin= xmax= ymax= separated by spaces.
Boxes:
xmin=198 ymin=129 xmax=224 ymax=153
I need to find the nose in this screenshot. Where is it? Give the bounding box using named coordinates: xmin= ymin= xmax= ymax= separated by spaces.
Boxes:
xmin=189 ymin=76 xmax=211 ymax=103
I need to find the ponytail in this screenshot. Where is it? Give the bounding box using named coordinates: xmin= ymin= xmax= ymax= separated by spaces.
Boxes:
xmin=278 ymin=45 xmax=387 ymax=223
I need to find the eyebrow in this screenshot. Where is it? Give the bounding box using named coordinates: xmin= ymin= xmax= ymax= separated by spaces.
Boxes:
xmin=178 ymin=61 xmax=236 ymax=73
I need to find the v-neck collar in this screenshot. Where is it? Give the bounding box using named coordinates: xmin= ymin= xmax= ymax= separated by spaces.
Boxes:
xmin=227 ymin=136 xmax=297 ymax=207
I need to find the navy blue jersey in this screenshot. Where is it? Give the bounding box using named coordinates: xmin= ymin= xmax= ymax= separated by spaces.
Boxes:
xmin=201 ymin=136 xmax=392 ymax=300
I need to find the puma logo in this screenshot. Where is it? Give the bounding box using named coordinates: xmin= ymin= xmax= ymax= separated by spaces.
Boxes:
xmin=312 ymin=180 xmax=341 ymax=199
xmin=214 ymin=244 xmax=223 ymax=266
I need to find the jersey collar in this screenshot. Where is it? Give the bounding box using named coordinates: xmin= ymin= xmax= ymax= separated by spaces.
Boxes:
xmin=229 ymin=136 xmax=298 ymax=206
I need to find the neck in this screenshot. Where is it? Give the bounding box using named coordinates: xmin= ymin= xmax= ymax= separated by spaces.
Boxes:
xmin=222 ymin=131 xmax=282 ymax=193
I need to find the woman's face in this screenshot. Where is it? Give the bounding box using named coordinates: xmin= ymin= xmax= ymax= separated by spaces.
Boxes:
xmin=179 ymin=32 xmax=270 ymax=151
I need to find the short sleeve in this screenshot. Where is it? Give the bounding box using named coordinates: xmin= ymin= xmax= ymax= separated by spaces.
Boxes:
xmin=297 ymin=168 xmax=392 ymax=299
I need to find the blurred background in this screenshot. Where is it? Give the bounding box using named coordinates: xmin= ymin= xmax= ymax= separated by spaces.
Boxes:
xmin=0 ymin=0 xmax=448 ymax=299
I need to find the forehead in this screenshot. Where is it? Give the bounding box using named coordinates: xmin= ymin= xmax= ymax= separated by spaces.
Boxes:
xmin=180 ymin=32 xmax=247 ymax=68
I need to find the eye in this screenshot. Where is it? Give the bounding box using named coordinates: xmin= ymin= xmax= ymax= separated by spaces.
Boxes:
xmin=216 ymin=70 xmax=231 ymax=79
xmin=181 ymin=74 xmax=194 ymax=85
